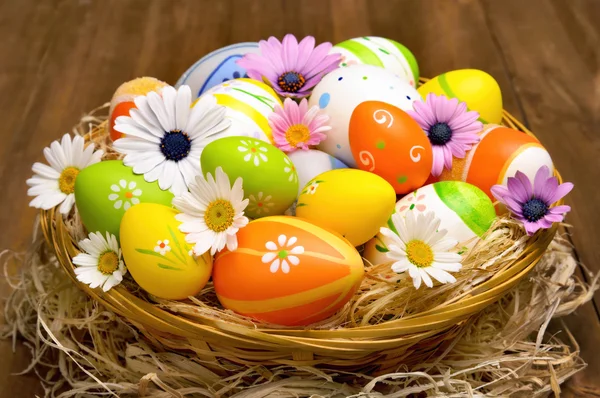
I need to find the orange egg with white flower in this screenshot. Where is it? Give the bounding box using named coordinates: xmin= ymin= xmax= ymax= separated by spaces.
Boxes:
xmin=212 ymin=216 xmax=364 ymax=326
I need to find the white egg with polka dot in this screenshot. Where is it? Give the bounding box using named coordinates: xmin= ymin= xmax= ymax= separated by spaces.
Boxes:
xmin=309 ymin=64 xmax=422 ymax=167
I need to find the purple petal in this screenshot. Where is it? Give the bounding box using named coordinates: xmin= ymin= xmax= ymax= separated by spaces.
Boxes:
xmin=295 ymin=36 xmax=316 ymax=71
xmin=548 ymin=205 xmax=571 ymax=215
xmin=533 ymin=166 xmax=552 ymax=198
xmin=491 ymin=185 xmax=511 ymax=201
xmin=507 ymin=177 xmax=530 ymax=204
xmin=408 ymin=101 xmax=435 ymax=129
xmin=431 ymin=146 xmax=445 ymax=176
xmin=439 ymin=96 xmax=460 ymax=124
xmin=524 ymin=220 xmax=543 ymax=236
xmin=544 ymin=213 xmax=564 ymax=223
xmin=514 ymin=171 xmax=533 ymax=199
xmin=281 ymin=34 xmax=299 ymax=71
xmin=503 ymin=195 xmax=525 ymax=216
xmin=442 ymin=145 xmax=454 ymax=170
xmin=302 ymin=42 xmax=333 ymax=77
xmin=447 ymin=111 xmax=480 ymax=131
xmin=546 ymin=182 xmax=574 ymax=205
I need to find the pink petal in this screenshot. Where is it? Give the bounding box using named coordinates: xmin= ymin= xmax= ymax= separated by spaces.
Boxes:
xmin=524 ymin=220 xmax=543 ymax=235
xmin=431 ymin=146 xmax=445 ymax=176
xmin=438 ymin=96 xmax=460 ymax=123
xmin=548 ymin=205 xmax=571 ymax=215
xmin=546 ymin=182 xmax=574 ymax=205
xmin=442 ymin=145 xmax=453 ymax=170
xmin=298 ymin=98 xmax=309 ymax=118
xmin=281 ymin=34 xmax=299 ymax=71
xmin=295 ymin=36 xmax=316 ymax=71
xmin=285 ymin=98 xmax=301 ymax=125
xmin=544 ymin=213 xmax=564 ymax=223
xmin=302 ymin=42 xmax=334 ymax=77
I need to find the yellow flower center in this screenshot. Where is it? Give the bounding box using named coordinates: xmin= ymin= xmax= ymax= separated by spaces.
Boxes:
xmin=406 ymin=240 xmax=434 ymax=268
xmin=285 ymin=124 xmax=310 ymax=147
xmin=97 ymin=251 xmax=119 ymax=275
xmin=204 ymin=199 xmax=235 ymax=232
xmin=58 ymin=167 xmax=80 ymax=194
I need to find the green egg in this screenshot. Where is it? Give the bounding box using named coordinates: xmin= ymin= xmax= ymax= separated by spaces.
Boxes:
xmin=74 ymin=160 xmax=174 ymax=239
xmin=201 ymin=137 xmax=299 ymax=218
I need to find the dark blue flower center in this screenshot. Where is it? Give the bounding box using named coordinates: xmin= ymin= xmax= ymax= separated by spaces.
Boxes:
xmin=522 ymin=198 xmax=549 ymax=222
xmin=278 ymin=71 xmax=306 ymax=93
xmin=160 ymin=130 xmax=191 ymax=162
xmin=428 ymin=122 xmax=453 ymax=145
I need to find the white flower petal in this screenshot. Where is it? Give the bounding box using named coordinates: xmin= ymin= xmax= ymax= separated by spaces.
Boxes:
xmin=287 ymin=236 xmax=297 ymax=246
xmin=288 ymin=255 xmax=299 ymax=265
xmin=31 ymin=162 xmax=60 ymax=179
xmin=420 ymin=268 xmax=434 ymax=288
xmin=266 ymin=241 xmax=277 ymax=250
xmin=108 ymin=193 xmax=119 ymax=201
xmin=278 ymin=234 xmax=286 ymax=247
xmin=290 ymin=246 xmax=304 ymax=255
xmin=176 ymin=86 xmax=192 ymax=131
xmin=270 ymin=258 xmax=280 ymax=273
xmin=262 ymin=252 xmax=277 ymax=263
xmin=281 ymin=259 xmax=290 ymax=273
xmin=59 ymin=194 xmax=75 ymax=214
xmin=147 ymin=89 xmax=174 ymax=132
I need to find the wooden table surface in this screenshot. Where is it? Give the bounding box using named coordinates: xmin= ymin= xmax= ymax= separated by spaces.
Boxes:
xmin=1 ymin=0 xmax=598 ymax=396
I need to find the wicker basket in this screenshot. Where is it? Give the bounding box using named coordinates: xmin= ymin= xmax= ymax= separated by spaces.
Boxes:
xmin=40 ymin=87 xmax=561 ymax=376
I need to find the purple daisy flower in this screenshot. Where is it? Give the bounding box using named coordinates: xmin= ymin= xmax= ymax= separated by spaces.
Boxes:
xmin=237 ymin=34 xmax=341 ymax=98
xmin=491 ymin=166 xmax=573 ymax=236
xmin=408 ymin=93 xmax=483 ymax=176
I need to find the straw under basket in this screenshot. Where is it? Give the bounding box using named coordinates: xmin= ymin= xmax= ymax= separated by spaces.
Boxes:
xmin=39 ymin=80 xmax=562 ymax=376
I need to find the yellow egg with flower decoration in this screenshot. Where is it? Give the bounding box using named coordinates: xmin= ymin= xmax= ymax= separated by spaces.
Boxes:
xmin=198 ymin=78 xmax=282 ymax=143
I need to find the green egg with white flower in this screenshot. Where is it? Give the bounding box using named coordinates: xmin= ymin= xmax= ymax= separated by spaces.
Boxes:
xmin=201 ymin=136 xmax=298 ymax=218
xmin=74 ymin=160 xmax=174 ymax=239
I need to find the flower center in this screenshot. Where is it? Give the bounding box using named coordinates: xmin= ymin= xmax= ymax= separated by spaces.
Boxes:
xmin=125 ymin=191 xmax=133 ymax=198
xmin=278 ymin=250 xmax=288 ymax=259
xmin=204 ymin=199 xmax=235 ymax=232
xmin=405 ymin=240 xmax=434 ymax=268
xmin=160 ymin=130 xmax=191 ymax=161
xmin=522 ymin=198 xmax=549 ymax=222
xmin=97 ymin=251 xmax=119 ymax=275
xmin=285 ymin=124 xmax=311 ymax=147
xmin=58 ymin=167 xmax=80 ymax=194
xmin=428 ymin=122 xmax=453 ymax=146
xmin=278 ymin=71 xmax=306 ymax=93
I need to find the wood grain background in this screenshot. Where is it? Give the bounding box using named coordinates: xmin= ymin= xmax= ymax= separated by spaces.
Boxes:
xmin=0 ymin=0 xmax=598 ymax=396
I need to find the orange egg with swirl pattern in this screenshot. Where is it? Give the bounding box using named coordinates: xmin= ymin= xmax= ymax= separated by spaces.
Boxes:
xmin=349 ymin=101 xmax=433 ymax=194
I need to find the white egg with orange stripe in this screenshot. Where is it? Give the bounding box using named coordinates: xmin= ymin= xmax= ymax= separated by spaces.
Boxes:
xmin=201 ymin=78 xmax=282 ymax=143
xmin=438 ymin=125 xmax=554 ymax=200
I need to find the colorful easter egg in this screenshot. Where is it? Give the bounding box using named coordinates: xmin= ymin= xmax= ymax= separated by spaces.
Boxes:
xmin=364 ymin=181 xmax=497 ymax=266
xmin=295 ymin=169 xmax=396 ymax=246
xmin=438 ymin=125 xmax=554 ymax=200
xmin=175 ymin=42 xmax=261 ymax=98
xmin=108 ymin=77 xmax=168 ymax=141
xmin=287 ymin=149 xmax=348 ymax=195
xmin=213 ymin=216 xmax=364 ymax=326
xmin=309 ymin=65 xmax=421 ymax=167
xmin=417 ymin=69 xmax=503 ymax=125
xmin=120 ymin=203 xmax=212 ymax=300
xmin=349 ymin=101 xmax=433 ymax=194
xmin=201 ymin=136 xmax=298 ymax=218
xmin=74 ymin=160 xmax=174 ymax=239
xmin=331 ymin=36 xmax=419 ymax=87
xmin=201 ymin=78 xmax=282 ymax=143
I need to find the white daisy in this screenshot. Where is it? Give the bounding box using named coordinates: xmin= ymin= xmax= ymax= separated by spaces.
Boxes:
xmin=154 ymin=239 xmax=171 ymax=255
xmin=237 ymin=139 xmax=268 ymax=166
xmin=172 ymin=166 xmax=249 ymax=256
xmin=113 ymin=85 xmax=231 ymax=195
xmin=108 ymin=180 xmax=142 ymax=210
xmin=247 ymin=192 xmax=275 ymax=215
xmin=73 ymin=232 xmax=127 ymax=292
xmin=381 ymin=211 xmax=462 ymax=289
xmin=26 ymin=134 xmax=104 ymax=214
xmin=261 ymin=234 xmax=304 ymax=274
xmin=306 ymin=182 xmax=319 ymax=194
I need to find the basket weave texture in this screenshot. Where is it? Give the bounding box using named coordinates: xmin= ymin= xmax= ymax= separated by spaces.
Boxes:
xmin=41 ymin=92 xmax=561 ymax=376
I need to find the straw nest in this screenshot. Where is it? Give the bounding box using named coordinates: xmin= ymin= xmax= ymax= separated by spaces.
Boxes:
xmin=35 ymin=99 xmax=568 ymax=376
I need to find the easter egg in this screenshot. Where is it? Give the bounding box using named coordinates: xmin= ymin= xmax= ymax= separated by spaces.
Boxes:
xmin=201 ymin=137 xmax=298 ymax=218
xmin=309 ymin=65 xmax=421 ymax=167
xmin=120 ymin=203 xmax=212 ymax=300
xmin=295 ymin=169 xmax=396 ymax=246
xmin=331 ymin=36 xmax=419 ymax=87
xmin=418 ymin=69 xmax=503 ymax=125
xmin=74 ymin=160 xmax=174 ymax=239
xmin=349 ymin=101 xmax=433 ymax=194
xmin=108 ymin=77 xmax=168 ymax=141
xmin=287 ymin=150 xmax=348 ymax=195
xmin=438 ymin=125 xmax=554 ymax=200
xmin=201 ymin=78 xmax=282 ymax=143
xmin=213 ymin=216 xmax=364 ymax=326
xmin=364 ymin=181 xmax=497 ymax=266
xmin=175 ymin=43 xmax=261 ymax=98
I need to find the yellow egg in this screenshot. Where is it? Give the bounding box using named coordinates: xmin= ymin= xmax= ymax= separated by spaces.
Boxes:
xmin=418 ymin=69 xmax=503 ymax=125
xmin=120 ymin=203 xmax=212 ymax=300
xmin=295 ymin=169 xmax=396 ymax=246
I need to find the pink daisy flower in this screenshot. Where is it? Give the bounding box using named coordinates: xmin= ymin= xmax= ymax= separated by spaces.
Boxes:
xmin=491 ymin=166 xmax=573 ymax=235
xmin=269 ymin=98 xmax=330 ymax=152
xmin=408 ymin=93 xmax=483 ymax=176
xmin=237 ymin=34 xmax=341 ymax=98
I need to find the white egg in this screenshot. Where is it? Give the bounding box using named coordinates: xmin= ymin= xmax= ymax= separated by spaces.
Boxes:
xmin=309 ymin=65 xmax=422 ymax=167
xmin=287 ymin=150 xmax=348 ymax=195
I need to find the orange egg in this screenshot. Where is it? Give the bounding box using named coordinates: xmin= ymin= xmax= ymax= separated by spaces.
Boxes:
xmin=213 ymin=216 xmax=364 ymax=326
xmin=349 ymin=101 xmax=433 ymax=194
xmin=439 ymin=125 xmax=554 ymax=199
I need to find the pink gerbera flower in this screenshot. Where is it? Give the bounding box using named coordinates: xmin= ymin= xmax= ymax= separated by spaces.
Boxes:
xmin=491 ymin=166 xmax=573 ymax=236
xmin=237 ymin=34 xmax=341 ymax=98
xmin=408 ymin=93 xmax=483 ymax=176
xmin=269 ymin=98 xmax=330 ymax=152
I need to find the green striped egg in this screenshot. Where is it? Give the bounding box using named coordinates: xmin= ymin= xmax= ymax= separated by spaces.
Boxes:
xmin=363 ymin=181 xmax=496 ymax=266
xmin=330 ymin=36 xmax=419 ymax=87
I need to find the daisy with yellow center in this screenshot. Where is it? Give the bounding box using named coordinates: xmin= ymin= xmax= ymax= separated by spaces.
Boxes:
xmin=73 ymin=232 xmax=126 ymax=292
xmin=380 ymin=211 xmax=462 ymax=289
xmin=27 ymin=134 xmax=104 ymax=214
xmin=269 ymin=98 xmax=331 ymax=153
xmin=172 ymin=167 xmax=249 ymax=256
